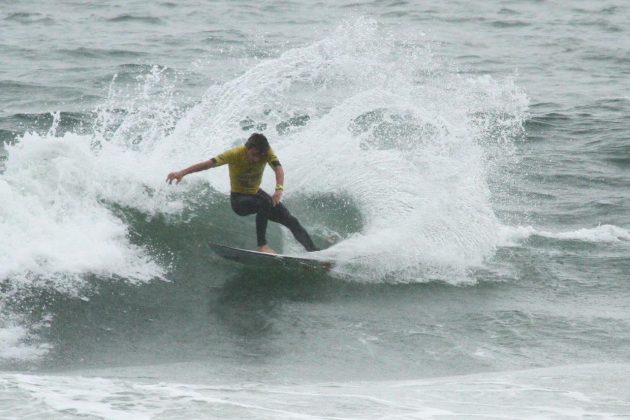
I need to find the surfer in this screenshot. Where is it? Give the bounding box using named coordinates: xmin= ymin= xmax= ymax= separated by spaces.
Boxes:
xmin=166 ymin=133 xmax=319 ymax=254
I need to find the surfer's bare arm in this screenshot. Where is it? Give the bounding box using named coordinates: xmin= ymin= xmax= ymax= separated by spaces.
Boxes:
xmin=271 ymin=164 xmax=284 ymax=206
xmin=166 ymin=159 xmax=217 ymax=184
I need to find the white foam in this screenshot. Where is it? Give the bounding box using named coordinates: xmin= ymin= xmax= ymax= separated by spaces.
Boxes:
xmin=0 ymin=324 xmax=49 ymax=362
xmin=500 ymin=224 xmax=630 ymax=245
xmin=1 ymin=363 xmax=629 ymax=419
xmin=0 ymin=306 xmax=51 ymax=362
xmin=0 ymin=127 xmax=171 ymax=363
xmin=0 ymin=132 xmax=166 ymax=289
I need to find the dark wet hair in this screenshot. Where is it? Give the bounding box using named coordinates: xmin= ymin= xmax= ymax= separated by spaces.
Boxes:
xmin=245 ymin=133 xmax=270 ymax=154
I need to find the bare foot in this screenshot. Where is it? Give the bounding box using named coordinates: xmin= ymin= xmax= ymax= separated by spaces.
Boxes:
xmin=256 ymin=244 xmax=276 ymax=254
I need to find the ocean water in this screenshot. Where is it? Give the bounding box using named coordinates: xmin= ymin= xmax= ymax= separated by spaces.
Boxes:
xmin=1 ymin=0 xmax=629 ymax=418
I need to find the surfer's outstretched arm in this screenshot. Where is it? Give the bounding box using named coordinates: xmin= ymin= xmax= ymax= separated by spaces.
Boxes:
xmin=166 ymin=159 xmax=217 ymax=184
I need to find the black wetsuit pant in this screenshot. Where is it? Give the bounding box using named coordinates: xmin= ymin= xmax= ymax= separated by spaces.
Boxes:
xmin=230 ymin=190 xmax=319 ymax=252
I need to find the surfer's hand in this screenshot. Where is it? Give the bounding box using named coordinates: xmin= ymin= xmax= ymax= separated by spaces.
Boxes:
xmin=272 ymin=190 xmax=283 ymax=206
xmin=166 ymin=171 xmax=184 ymax=184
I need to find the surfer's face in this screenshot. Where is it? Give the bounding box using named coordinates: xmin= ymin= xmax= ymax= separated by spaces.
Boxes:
xmin=245 ymin=147 xmax=264 ymax=163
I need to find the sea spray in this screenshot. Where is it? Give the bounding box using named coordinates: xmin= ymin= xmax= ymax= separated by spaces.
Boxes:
xmin=161 ymin=18 xmax=529 ymax=282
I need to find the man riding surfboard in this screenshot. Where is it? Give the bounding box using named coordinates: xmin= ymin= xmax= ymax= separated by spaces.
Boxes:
xmin=166 ymin=133 xmax=319 ymax=254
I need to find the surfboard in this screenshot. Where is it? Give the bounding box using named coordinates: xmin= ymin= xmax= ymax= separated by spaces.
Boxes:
xmin=208 ymin=242 xmax=332 ymax=272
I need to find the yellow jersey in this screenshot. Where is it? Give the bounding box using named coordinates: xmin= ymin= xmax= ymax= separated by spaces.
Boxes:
xmin=212 ymin=145 xmax=280 ymax=194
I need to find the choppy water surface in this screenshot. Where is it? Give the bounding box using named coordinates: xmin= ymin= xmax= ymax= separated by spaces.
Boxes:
xmin=1 ymin=0 xmax=629 ymax=418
